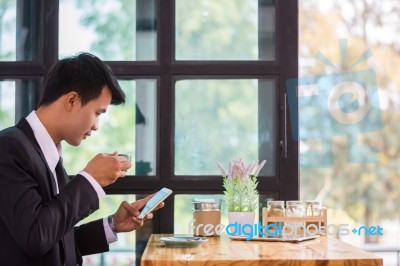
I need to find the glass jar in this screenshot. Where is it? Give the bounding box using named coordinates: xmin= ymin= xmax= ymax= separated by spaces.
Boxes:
xmin=305 ymin=200 xmax=321 ymax=217
xmin=267 ymin=201 xmax=285 ymax=217
xmin=286 ymin=201 xmax=304 ymax=234
xmin=286 ymin=201 xmax=304 ymax=217
xmin=305 ymin=200 xmax=322 ymax=231
xmin=261 ymin=201 xmax=285 ymax=236
xmin=266 ymin=200 xmax=285 ymax=228
xmin=192 ymin=199 xmax=221 ymax=236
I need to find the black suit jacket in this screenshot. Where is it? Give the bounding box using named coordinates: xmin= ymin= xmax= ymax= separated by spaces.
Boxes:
xmin=0 ymin=119 xmax=109 ymax=266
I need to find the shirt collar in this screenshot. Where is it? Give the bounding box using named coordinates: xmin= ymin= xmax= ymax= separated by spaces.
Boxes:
xmin=26 ymin=111 xmax=61 ymax=173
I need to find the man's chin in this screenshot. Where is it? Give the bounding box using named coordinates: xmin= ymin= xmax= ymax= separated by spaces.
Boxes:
xmin=65 ymin=139 xmax=82 ymax=147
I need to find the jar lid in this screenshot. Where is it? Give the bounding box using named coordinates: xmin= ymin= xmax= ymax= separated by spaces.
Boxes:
xmin=286 ymin=200 xmax=303 ymax=206
xmin=267 ymin=200 xmax=284 ymax=206
xmin=192 ymin=199 xmax=221 ymax=211
xmin=305 ymin=200 xmax=321 ymax=205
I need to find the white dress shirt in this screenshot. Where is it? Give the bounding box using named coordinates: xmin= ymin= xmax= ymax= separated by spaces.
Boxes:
xmin=26 ymin=111 xmax=117 ymax=243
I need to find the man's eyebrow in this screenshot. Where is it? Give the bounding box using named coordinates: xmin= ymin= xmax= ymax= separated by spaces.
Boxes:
xmin=98 ymin=108 xmax=107 ymax=113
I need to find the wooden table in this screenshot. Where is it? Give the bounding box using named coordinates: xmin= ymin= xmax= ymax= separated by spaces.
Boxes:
xmin=141 ymin=234 xmax=383 ymax=266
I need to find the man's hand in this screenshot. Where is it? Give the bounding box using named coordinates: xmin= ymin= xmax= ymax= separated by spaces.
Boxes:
xmin=112 ymin=194 xmax=165 ymax=233
xmin=83 ymin=151 xmax=132 ymax=187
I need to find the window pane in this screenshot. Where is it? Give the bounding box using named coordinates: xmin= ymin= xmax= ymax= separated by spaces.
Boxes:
xmin=79 ymin=194 xmax=153 ymax=266
xmin=0 ymin=79 xmax=39 ymax=130
xmin=175 ymin=0 xmax=275 ymax=60
xmin=0 ymin=81 xmax=15 ymax=129
xmin=0 ymin=0 xmax=40 ymax=61
xmin=63 ymin=79 xmax=157 ymax=176
xmin=59 ymin=0 xmax=157 ymax=60
xmin=299 ymin=0 xmax=400 ymax=258
xmin=175 ymin=79 xmax=276 ymax=176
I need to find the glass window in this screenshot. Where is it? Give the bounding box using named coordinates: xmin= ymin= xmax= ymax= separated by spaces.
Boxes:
xmin=63 ymin=79 xmax=157 ymax=176
xmin=174 ymin=79 xmax=276 ymax=176
xmin=79 ymin=194 xmax=153 ymax=266
xmin=0 ymin=79 xmax=40 ymax=130
xmin=175 ymin=0 xmax=275 ymax=60
xmin=0 ymin=81 xmax=15 ymax=129
xmin=0 ymin=0 xmax=40 ymax=61
xmin=0 ymin=2 xmax=299 ymax=262
xmin=299 ymin=1 xmax=400 ymax=261
xmin=59 ymin=0 xmax=157 ymax=61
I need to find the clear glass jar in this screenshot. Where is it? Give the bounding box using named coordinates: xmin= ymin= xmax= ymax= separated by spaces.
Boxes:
xmin=267 ymin=201 xmax=285 ymax=216
xmin=305 ymin=200 xmax=322 ymax=231
xmin=285 ymin=201 xmax=304 ymax=234
xmin=286 ymin=201 xmax=304 ymax=217
xmin=265 ymin=201 xmax=285 ymax=230
xmin=305 ymin=200 xmax=321 ymax=217
xmin=192 ymin=199 xmax=221 ymax=236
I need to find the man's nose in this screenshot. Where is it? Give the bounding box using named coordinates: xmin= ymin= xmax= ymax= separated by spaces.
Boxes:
xmin=92 ymin=118 xmax=99 ymax=131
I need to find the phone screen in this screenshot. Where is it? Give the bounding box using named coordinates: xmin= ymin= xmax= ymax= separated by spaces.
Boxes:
xmin=138 ymin=188 xmax=172 ymax=218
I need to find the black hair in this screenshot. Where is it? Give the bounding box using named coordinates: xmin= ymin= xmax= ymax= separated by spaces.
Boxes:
xmin=39 ymin=53 xmax=125 ymax=107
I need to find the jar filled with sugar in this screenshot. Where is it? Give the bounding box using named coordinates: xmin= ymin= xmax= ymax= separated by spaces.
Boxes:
xmin=192 ymin=199 xmax=221 ymax=236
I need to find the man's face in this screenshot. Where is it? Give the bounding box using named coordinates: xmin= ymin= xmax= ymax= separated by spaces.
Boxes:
xmin=65 ymin=86 xmax=112 ymax=146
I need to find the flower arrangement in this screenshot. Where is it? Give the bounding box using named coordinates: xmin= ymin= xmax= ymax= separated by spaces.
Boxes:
xmin=216 ymin=158 xmax=266 ymax=212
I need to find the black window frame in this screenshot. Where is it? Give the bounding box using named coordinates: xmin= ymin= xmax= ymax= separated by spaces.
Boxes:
xmin=0 ymin=0 xmax=298 ymax=237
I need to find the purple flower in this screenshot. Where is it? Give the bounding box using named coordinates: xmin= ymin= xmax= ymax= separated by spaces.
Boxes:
xmin=254 ymin=160 xmax=267 ymax=176
xmin=217 ymin=158 xmax=267 ymax=180
xmin=216 ymin=162 xmax=227 ymax=177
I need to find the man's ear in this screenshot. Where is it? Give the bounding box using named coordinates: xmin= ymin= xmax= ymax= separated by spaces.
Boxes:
xmin=64 ymin=91 xmax=80 ymax=111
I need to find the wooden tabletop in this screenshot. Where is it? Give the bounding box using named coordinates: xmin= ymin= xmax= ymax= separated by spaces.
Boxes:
xmin=141 ymin=234 xmax=383 ymax=266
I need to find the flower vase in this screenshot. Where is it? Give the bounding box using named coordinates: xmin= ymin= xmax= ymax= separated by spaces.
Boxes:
xmin=227 ymin=211 xmax=255 ymax=236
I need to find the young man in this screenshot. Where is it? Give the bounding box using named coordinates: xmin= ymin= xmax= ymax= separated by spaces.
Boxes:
xmin=0 ymin=53 xmax=162 ymax=265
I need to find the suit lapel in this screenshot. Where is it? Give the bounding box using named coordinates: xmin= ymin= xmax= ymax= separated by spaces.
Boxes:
xmin=17 ymin=118 xmax=77 ymax=265
xmin=16 ymin=118 xmax=58 ymax=195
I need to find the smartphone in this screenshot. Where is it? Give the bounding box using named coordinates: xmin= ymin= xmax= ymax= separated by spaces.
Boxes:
xmin=138 ymin=188 xmax=172 ymax=219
